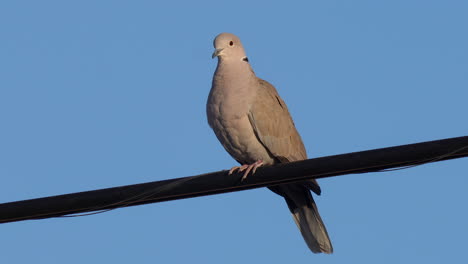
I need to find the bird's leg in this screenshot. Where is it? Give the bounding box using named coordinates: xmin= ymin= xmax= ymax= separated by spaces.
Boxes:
xmin=229 ymin=164 xmax=249 ymax=175
xmin=240 ymin=160 xmax=264 ymax=181
xmin=228 ymin=160 xmax=264 ymax=181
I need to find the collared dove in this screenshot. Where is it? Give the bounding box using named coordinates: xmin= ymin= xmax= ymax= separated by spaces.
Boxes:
xmin=207 ymin=33 xmax=333 ymax=254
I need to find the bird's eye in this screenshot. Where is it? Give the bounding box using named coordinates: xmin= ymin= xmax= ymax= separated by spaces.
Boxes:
xmin=229 ymin=41 xmax=234 ymax=46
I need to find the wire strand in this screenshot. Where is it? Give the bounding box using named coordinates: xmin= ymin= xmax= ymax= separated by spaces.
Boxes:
xmin=50 ymin=144 xmax=468 ymax=220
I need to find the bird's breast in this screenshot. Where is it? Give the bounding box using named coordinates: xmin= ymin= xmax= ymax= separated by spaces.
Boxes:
xmin=207 ymin=86 xmax=274 ymax=165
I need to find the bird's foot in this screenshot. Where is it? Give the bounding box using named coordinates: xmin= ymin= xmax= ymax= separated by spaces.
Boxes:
xmin=228 ymin=160 xmax=264 ymax=181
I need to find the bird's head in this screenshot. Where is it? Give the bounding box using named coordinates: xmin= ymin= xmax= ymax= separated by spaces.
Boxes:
xmin=212 ymin=33 xmax=249 ymax=62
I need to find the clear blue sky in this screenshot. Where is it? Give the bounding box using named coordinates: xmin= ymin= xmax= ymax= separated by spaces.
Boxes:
xmin=1 ymin=1 xmax=467 ymax=263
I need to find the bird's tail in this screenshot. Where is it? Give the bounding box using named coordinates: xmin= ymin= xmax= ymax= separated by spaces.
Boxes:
xmin=276 ymin=184 xmax=333 ymax=254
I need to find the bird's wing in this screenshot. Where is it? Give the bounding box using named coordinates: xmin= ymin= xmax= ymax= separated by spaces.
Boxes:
xmin=248 ymin=78 xmax=307 ymax=162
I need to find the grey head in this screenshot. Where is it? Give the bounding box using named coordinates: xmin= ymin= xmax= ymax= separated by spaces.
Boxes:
xmin=212 ymin=33 xmax=249 ymax=63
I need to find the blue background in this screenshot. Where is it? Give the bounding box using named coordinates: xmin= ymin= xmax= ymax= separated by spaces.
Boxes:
xmin=1 ymin=1 xmax=467 ymax=263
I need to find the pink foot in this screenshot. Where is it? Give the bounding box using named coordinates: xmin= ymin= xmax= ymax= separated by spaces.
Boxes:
xmin=228 ymin=160 xmax=264 ymax=181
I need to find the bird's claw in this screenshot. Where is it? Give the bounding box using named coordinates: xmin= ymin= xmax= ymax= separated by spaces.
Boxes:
xmin=228 ymin=160 xmax=264 ymax=181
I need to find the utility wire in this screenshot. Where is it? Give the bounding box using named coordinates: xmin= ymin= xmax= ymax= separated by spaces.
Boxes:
xmin=0 ymin=136 xmax=467 ymax=224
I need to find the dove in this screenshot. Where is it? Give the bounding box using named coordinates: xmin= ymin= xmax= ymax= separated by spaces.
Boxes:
xmin=206 ymin=33 xmax=333 ymax=253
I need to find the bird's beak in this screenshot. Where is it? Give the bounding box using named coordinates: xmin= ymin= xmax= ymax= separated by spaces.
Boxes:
xmin=212 ymin=48 xmax=224 ymax=59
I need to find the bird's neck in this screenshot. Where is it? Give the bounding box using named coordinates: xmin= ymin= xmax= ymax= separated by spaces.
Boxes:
xmin=208 ymin=59 xmax=257 ymax=117
xmin=213 ymin=59 xmax=256 ymax=95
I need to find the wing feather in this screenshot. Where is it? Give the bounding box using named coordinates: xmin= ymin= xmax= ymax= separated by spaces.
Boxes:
xmin=248 ymin=78 xmax=307 ymax=162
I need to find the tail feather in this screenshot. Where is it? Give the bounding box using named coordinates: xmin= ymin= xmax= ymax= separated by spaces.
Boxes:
xmin=272 ymin=184 xmax=333 ymax=254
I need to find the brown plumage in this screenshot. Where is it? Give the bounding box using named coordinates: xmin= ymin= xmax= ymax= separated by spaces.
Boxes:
xmin=207 ymin=32 xmax=333 ymax=253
